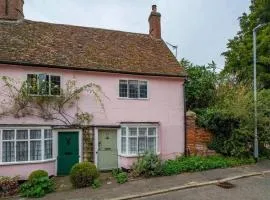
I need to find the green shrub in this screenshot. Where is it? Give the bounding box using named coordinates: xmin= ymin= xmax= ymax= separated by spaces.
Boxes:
xmin=28 ymin=170 xmax=48 ymax=182
xmin=91 ymin=179 xmax=102 ymax=189
xmin=0 ymin=176 xmax=19 ymax=198
xmin=19 ymin=177 xmax=55 ymax=198
xmin=131 ymin=152 xmax=163 ymax=177
xmin=112 ymin=168 xmax=123 ymax=178
xmin=162 ymin=155 xmax=255 ymax=176
xmin=116 ymin=172 xmax=128 ymax=184
xmin=70 ymin=162 xmax=99 ymax=188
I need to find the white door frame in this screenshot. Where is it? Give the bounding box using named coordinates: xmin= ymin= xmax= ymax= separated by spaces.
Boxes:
xmin=53 ymin=129 xmax=82 ymax=175
xmin=94 ymin=127 xmax=120 ymax=169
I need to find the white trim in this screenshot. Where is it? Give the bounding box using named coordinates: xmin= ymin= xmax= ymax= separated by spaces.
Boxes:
xmin=54 ymin=129 xmax=82 ymax=175
xmin=120 ymin=125 xmax=159 ymax=156
xmin=118 ymin=79 xmax=149 ymax=100
xmin=0 ymin=127 xmax=52 ymax=165
xmin=94 ymin=127 xmax=98 ymax=166
xmin=0 ymin=158 xmax=56 ymax=166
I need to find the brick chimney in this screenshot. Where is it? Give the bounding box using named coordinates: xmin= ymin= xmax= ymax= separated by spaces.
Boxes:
xmin=148 ymin=5 xmax=161 ymax=39
xmin=0 ymin=0 xmax=24 ymax=20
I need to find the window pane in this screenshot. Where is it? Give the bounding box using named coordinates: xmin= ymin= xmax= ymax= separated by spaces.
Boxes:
xmin=121 ymin=127 xmax=126 ymax=136
xmin=138 ymin=128 xmax=147 ymax=136
xmin=139 ymin=81 xmax=147 ymax=98
xmin=51 ymin=76 xmax=61 ymax=95
xmin=38 ymin=74 xmax=49 ymax=95
xmin=129 ymin=128 xmax=137 ymax=136
xmin=44 ymin=129 xmax=52 ymax=139
xmin=148 ymin=128 xmax=156 ymax=136
xmin=128 ymin=137 xmax=137 ymax=154
xmin=44 ymin=140 xmax=53 ymax=159
xmin=119 ymin=80 xmax=128 ymax=97
xmin=16 ymin=130 xmax=28 ymax=140
xmin=3 ymin=130 xmax=15 ymax=140
xmin=147 ymin=137 xmax=156 ymax=153
xmin=30 ymin=141 xmax=42 ymax=160
xmin=138 ymin=137 xmax=147 ymax=154
xmin=128 ymin=80 xmax=138 ymax=98
xmin=27 ymin=74 xmax=38 ymax=95
xmin=30 ymin=130 xmax=41 ymax=139
xmin=2 ymin=141 xmax=15 ymax=162
xmin=16 ymin=141 xmax=28 ymax=161
xmin=121 ymin=137 xmax=126 ymax=154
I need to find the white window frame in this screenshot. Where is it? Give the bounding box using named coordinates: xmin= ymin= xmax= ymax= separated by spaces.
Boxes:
xmin=27 ymin=73 xmax=61 ymax=96
xmin=118 ymin=79 xmax=148 ymax=99
xmin=0 ymin=127 xmax=54 ymax=165
xmin=120 ymin=125 xmax=158 ymax=156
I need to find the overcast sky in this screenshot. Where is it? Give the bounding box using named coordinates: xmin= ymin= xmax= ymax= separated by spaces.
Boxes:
xmin=24 ymin=0 xmax=250 ymax=70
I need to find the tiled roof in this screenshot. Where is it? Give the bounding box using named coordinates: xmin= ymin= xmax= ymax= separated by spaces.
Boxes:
xmin=0 ymin=20 xmax=186 ymax=77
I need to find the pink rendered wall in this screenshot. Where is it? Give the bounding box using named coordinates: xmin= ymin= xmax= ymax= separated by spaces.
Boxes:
xmin=0 ymin=161 xmax=56 ymax=180
xmin=0 ymin=64 xmax=185 ymax=168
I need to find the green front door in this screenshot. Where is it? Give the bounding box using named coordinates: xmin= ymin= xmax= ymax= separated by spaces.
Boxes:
xmin=98 ymin=129 xmax=118 ymax=170
xmin=58 ymin=132 xmax=79 ymax=175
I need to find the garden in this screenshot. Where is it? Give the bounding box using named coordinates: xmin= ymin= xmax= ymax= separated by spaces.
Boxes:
xmin=0 ymin=153 xmax=255 ymax=199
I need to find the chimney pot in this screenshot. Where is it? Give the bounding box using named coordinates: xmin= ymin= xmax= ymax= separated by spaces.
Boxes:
xmin=148 ymin=5 xmax=161 ymax=39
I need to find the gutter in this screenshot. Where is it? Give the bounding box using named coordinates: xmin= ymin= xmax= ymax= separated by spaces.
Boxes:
xmin=0 ymin=60 xmax=187 ymax=78
xmin=183 ymin=78 xmax=188 ymax=156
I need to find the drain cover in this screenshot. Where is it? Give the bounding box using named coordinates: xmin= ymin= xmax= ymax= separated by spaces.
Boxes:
xmin=216 ymin=181 xmax=235 ymax=189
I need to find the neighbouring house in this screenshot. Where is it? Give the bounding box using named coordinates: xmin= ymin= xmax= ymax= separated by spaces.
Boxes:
xmin=0 ymin=1 xmax=186 ymax=179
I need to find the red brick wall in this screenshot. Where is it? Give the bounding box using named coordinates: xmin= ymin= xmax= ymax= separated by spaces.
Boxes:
xmin=186 ymin=111 xmax=215 ymax=156
xmin=0 ymin=0 xmax=24 ymax=20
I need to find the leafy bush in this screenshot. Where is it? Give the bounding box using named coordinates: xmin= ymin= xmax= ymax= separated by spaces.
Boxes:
xmin=0 ymin=176 xmax=19 ymax=198
xmin=131 ymin=152 xmax=163 ymax=177
xmin=112 ymin=168 xmax=123 ymax=178
xmin=162 ymin=155 xmax=255 ymax=176
xmin=28 ymin=170 xmax=48 ymax=182
xmin=91 ymin=179 xmax=102 ymax=189
xmin=115 ymin=172 xmax=128 ymax=184
xmin=70 ymin=162 xmax=99 ymax=188
xmin=19 ymin=177 xmax=55 ymax=198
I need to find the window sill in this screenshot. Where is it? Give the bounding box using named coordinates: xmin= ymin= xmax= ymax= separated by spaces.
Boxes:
xmin=119 ymin=152 xmax=160 ymax=158
xmin=0 ymin=158 xmax=56 ymax=166
xmin=117 ymin=97 xmax=149 ymax=101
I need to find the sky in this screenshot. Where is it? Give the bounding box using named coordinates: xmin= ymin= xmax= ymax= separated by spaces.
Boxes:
xmin=24 ymin=0 xmax=251 ymax=70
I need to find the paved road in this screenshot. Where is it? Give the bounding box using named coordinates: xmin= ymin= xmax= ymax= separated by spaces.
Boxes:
xmin=138 ymin=174 xmax=270 ymax=200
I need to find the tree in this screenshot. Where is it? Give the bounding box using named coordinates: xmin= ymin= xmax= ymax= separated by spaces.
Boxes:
xmin=181 ymin=59 xmax=217 ymax=111
xmin=222 ymin=0 xmax=270 ymax=88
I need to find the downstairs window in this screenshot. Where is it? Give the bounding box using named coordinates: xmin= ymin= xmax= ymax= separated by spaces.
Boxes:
xmin=1 ymin=128 xmax=53 ymax=163
xmin=121 ymin=126 xmax=158 ymax=155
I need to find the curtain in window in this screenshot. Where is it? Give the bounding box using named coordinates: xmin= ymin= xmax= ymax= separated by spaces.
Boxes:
xmin=16 ymin=141 xmax=28 ymax=161
xmin=128 ymin=80 xmax=138 ymax=98
xmin=2 ymin=141 xmax=15 ymax=162
xmin=30 ymin=141 xmax=41 ymax=160
xmin=44 ymin=140 xmax=52 ymax=159
xmin=138 ymin=128 xmax=147 ymax=154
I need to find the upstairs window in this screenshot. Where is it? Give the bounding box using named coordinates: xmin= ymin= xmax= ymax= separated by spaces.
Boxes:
xmin=119 ymin=80 xmax=148 ymax=99
xmin=27 ymin=74 xmax=61 ymax=96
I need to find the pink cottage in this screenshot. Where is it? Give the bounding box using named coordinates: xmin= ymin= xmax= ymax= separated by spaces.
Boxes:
xmin=0 ymin=1 xmax=186 ymax=179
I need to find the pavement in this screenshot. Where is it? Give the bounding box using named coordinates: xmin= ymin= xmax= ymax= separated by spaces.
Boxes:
xmin=14 ymin=160 xmax=270 ymax=200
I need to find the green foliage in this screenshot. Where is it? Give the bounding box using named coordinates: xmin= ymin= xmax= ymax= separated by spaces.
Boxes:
xmin=19 ymin=177 xmax=55 ymax=198
xmin=222 ymin=0 xmax=270 ymax=88
xmin=28 ymin=170 xmax=48 ymax=182
xmin=181 ymin=59 xmax=218 ymax=110
xmin=70 ymin=162 xmax=99 ymax=188
xmin=0 ymin=176 xmax=19 ymax=198
xmin=91 ymin=179 xmax=102 ymax=189
xmin=131 ymin=152 xmax=163 ymax=177
xmin=162 ymin=156 xmax=255 ymax=176
xmin=115 ymin=172 xmax=128 ymax=184
xmin=112 ymin=168 xmax=123 ymax=178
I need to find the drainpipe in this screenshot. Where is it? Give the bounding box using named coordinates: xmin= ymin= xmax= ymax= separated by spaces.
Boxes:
xmin=183 ymin=78 xmax=187 ymax=156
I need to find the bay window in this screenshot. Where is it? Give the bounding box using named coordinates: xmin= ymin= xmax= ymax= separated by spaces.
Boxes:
xmin=121 ymin=126 xmax=157 ymax=155
xmin=1 ymin=128 xmax=53 ymax=163
xmin=119 ymin=80 xmax=148 ymax=99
